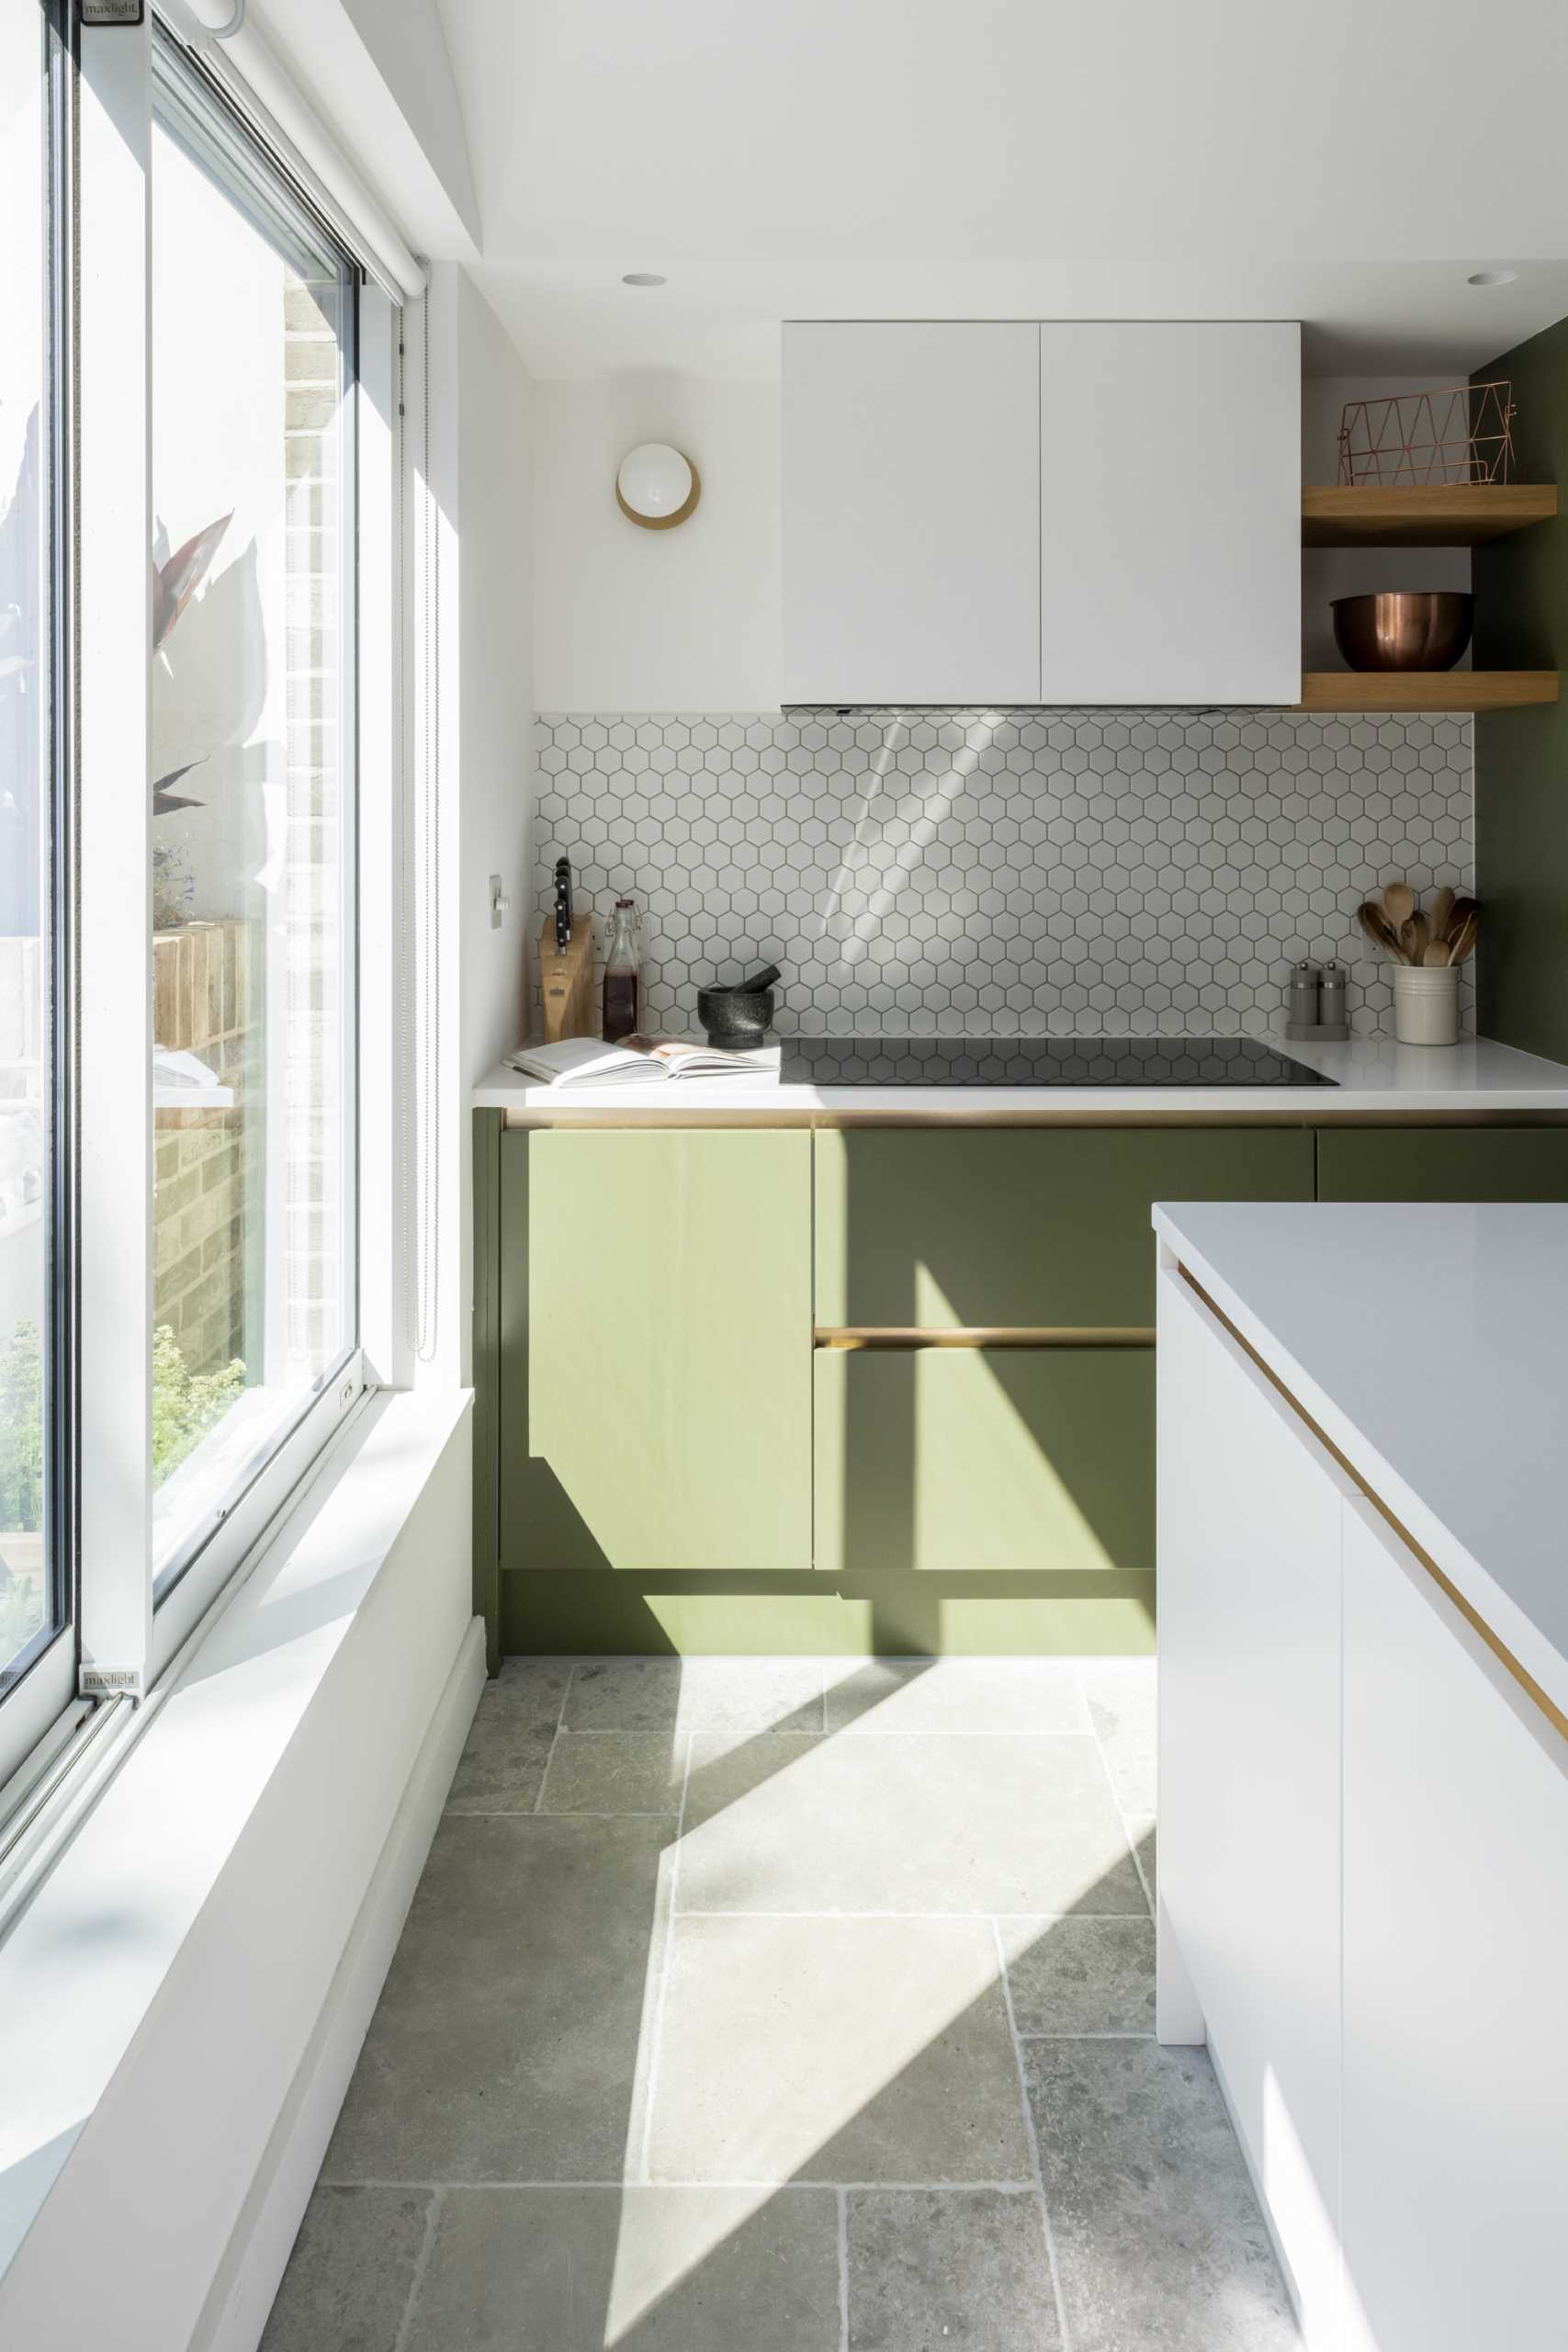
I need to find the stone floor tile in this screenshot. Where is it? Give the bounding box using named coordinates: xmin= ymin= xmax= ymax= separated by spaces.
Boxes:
xmin=539 ymin=1730 xmax=683 ymax=1815
xmin=324 ymin=1816 xmax=665 ymax=2182
xmin=681 ymin=1732 xmax=1145 ymax=1916
xmin=564 ymin=1655 xmax=826 ymax=1736
xmin=1022 ymin=2039 xmax=1300 ymax=2350
xmin=846 ymin=2188 xmax=1062 ymax=2350
xmin=673 ymin=1655 xmax=828 ymax=1735
xmin=1078 ymin=1657 xmax=1157 ymax=1814
xmin=562 ymin=1657 xmax=685 ymax=1732
xmin=446 ymin=1660 xmax=570 ymax=1814
xmin=259 ymin=2185 xmax=432 ymax=2352
xmin=1128 ymin=1814 xmax=1156 ymax=1907
xmin=998 ymin=1915 xmax=1156 ymax=2036
xmin=649 ymin=1915 xmax=1032 ymax=2185
xmin=404 ymin=2185 xmax=840 ymax=2351
xmin=825 ymin=1657 xmax=1089 ymax=1736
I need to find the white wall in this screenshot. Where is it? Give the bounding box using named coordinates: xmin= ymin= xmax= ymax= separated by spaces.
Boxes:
xmin=533 ymin=371 xmax=781 ymax=712
xmin=457 ymin=271 xmax=534 ymax=1094
xmin=1301 ymin=374 xmax=1472 ymax=668
xmin=417 ymin=265 xmax=534 ymax=1387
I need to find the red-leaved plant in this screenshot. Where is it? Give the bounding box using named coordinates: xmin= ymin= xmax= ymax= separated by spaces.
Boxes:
xmin=152 ymin=512 xmax=231 ymax=813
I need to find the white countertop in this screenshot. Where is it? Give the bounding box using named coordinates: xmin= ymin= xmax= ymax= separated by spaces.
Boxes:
xmin=1153 ymin=1197 xmax=1568 ymax=1721
xmin=474 ymin=1035 xmax=1568 ymax=1121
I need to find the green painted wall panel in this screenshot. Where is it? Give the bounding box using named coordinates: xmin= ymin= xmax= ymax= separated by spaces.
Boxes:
xmin=815 ymin=1346 xmax=1154 ymax=1579
xmin=502 ymin=1128 xmax=813 ymax=1571
xmin=816 ymin=1128 xmax=1314 ymax=1328
xmin=1317 ymin=1126 xmax=1568 ymax=1202
xmin=1473 ymin=320 xmax=1568 ymax=1062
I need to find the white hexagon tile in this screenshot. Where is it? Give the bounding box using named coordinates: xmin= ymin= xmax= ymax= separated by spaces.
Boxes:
xmin=532 ymin=709 xmax=1474 ymax=1039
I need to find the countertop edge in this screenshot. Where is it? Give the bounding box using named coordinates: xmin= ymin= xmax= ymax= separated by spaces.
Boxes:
xmin=473 ymin=1037 xmax=1568 ymax=1121
xmin=1153 ymin=1204 xmax=1568 ymax=1725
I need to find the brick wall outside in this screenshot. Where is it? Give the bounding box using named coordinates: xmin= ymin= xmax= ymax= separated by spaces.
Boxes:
xmin=281 ymin=275 xmax=347 ymax=1381
xmin=152 ymin=916 xmax=261 ymax=1375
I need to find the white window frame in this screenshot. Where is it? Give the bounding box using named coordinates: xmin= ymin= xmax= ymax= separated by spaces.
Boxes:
xmin=0 ymin=0 xmax=81 ymax=1792
xmin=2 ymin=7 xmax=402 ymax=1797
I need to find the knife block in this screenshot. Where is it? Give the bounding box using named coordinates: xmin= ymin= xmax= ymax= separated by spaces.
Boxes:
xmin=538 ymin=915 xmax=596 ymax=1043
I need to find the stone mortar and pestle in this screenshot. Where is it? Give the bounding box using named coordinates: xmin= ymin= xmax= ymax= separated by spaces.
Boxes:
xmin=696 ymin=964 xmax=782 ymax=1049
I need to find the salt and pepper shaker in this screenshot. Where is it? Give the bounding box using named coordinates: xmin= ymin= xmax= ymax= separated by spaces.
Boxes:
xmin=1319 ymin=960 xmax=1348 ymax=1032
xmin=1288 ymin=958 xmax=1322 ymax=1029
xmin=1284 ymin=955 xmax=1349 ymax=1041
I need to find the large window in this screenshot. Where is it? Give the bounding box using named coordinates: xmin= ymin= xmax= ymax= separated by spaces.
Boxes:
xmin=1 ymin=15 xmax=368 ymax=1793
xmin=0 ymin=1 xmax=70 ymax=1738
xmin=148 ymin=43 xmax=357 ymax=1592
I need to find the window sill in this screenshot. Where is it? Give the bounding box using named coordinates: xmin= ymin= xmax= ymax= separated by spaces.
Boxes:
xmin=0 ymin=1384 xmax=474 ymax=2306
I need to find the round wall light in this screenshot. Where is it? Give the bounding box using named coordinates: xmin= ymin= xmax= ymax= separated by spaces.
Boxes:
xmin=615 ymin=442 xmax=701 ymax=530
xmin=1467 ymin=268 xmax=1518 ymax=287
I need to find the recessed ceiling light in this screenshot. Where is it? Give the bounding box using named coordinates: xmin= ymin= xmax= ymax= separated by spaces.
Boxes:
xmin=622 ymin=272 xmax=667 ymax=288
xmin=1468 ymin=268 xmax=1518 ymax=288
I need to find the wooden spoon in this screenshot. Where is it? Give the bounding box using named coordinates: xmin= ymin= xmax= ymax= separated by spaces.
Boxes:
xmin=1358 ymin=902 xmax=1407 ymax=963
xmin=1422 ymin=940 xmax=1453 ymax=967
xmin=1447 ymin=912 xmax=1479 ymax=967
xmin=1400 ymin=911 xmax=1430 ymax=964
xmin=1428 ymin=885 xmax=1455 ymax=942
xmin=1445 ymin=893 xmax=1480 ymax=942
xmin=1382 ymin=881 xmax=1416 ymax=933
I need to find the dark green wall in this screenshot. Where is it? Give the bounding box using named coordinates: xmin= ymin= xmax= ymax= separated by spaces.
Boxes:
xmin=1473 ymin=321 xmax=1568 ymax=1059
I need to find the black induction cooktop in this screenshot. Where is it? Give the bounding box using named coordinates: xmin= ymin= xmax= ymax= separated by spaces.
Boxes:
xmin=780 ymin=1038 xmax=1337 ymax=1088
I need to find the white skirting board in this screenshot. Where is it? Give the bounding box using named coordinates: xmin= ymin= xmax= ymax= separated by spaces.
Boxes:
xmin=191 ymin=1616 xmax=486 ymax=2352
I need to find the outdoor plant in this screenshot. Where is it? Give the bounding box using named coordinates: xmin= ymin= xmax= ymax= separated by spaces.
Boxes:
xmin=151 ymin=1322 xmax=245 ymax=1483
xmin=0 ymin=1317 xmax=42 ymax=1533
xmin=0 ymin=1316 xmax=247 ymax=1529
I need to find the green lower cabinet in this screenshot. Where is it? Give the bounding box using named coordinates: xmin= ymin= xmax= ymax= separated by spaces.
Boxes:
xmin=501 ymin=1127 xmax=813 ymax=1572
xmin=1317 ymin=1127 xmax=1568 ymax=1202
xmin=814 ymin=1346 xmax=1154 ymax=1579
xmin=816 ymin=1126 xmax=1314 ymax=1328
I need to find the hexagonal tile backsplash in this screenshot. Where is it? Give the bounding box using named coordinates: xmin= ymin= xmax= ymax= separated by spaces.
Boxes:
xmin=533 ymin=709 xmax=1474 ymax=1039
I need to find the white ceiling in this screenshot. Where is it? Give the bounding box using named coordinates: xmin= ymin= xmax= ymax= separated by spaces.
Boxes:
xmin=437 ymin=0 xmax=1568 ymax=381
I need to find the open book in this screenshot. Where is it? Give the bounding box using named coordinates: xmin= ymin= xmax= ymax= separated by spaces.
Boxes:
xmin=508 ymin=1035 xmax=780 ymax=1088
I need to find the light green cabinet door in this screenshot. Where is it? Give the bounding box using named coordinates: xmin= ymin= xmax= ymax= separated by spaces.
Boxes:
xmin=505 ymin=1129 xmax=813 ymax=1571
xmin=1317 ymin=1127 xmax=1568 ymax=1202
xmin=814 ymin=1345 xmax=1154 ymax=1577
xmin=816 ymin=1128 xmax=1314 ymax=1329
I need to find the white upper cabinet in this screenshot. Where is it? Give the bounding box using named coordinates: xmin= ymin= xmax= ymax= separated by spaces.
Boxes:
xmin=781 ymin=320 xmax=1301 ymax=707
xmin=781 ymin=322 xmax=1042 ymax=707
xmin=1038 ymin=322 xmax=1301 ymax=705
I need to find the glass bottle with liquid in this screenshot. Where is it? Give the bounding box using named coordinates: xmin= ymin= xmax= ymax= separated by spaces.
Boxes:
xmin=602 ymin=897 xmax=642 ymax=1042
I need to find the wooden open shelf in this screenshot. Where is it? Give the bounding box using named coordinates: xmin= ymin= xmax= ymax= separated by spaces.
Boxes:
xmin=1302 ymin=483 xmax=1557 ymax=548
xmin=1294 ymin=670 xmax=1558 ymax=713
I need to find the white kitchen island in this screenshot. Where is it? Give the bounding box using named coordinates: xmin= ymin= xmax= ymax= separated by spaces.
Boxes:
xmin=1153 ymin=1201 xmax=1568 ymax=2352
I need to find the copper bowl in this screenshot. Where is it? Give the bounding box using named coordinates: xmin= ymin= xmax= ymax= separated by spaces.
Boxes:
xmin=1331 ymin=591 xmax=1473 ymax=673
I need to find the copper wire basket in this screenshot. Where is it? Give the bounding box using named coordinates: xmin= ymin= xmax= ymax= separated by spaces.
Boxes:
xmin=1337 ymin=379 xmax=1515 ymax=487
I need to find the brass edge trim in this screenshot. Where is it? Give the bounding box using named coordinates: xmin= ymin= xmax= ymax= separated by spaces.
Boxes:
xmin=1178 ymin=1264 xmax=1568 ymax=1747
xmin=814 ymin=1326 xmax=1156 ymax=1351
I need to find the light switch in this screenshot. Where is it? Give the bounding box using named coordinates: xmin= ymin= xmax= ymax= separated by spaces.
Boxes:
xmin=490 ymin=874 xmax=511 ymax=930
